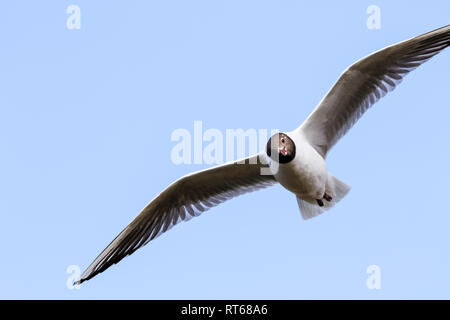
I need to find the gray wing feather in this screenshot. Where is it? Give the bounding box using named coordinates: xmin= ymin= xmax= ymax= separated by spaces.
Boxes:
xmin=76 ymin=154 xmax=276 ymax=284
xmin=300 ymin=25 xmax=450 ymax=158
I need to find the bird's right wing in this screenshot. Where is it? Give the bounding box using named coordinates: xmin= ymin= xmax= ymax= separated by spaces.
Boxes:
xmin=76 ymin=153 xmax=276 ymax=284
xmin=299 ymin=25 xmax=450 ymax=158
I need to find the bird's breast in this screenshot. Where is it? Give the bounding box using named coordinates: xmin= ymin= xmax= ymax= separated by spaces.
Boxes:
xmin=271 ymin=141 xmax=327 ymax=198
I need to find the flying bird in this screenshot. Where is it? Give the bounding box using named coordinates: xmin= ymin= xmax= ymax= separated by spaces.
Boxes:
xmin=76 ymin=25 xmax=450 ymax=284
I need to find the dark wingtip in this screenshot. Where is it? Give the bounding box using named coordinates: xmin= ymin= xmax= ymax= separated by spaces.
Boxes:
xmin=73 ymin=278 xmax=85 ymax=286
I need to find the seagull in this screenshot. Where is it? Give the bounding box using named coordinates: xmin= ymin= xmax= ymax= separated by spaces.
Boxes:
xmin=76 ymin=25 xmax=450 ymax=285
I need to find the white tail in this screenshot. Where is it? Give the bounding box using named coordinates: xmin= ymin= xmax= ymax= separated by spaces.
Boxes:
xmin=296 ymin=174 xmax=351 ymax=220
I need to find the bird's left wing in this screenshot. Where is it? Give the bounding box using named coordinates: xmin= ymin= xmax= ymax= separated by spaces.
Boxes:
xmin=76 ymin=154 xmax=276 ymax=284
xmin=299 ymin=25 xmax=450 ymax=158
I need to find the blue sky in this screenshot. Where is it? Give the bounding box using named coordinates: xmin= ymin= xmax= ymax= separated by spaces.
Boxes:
xmin=0 ymin=1 xmax=449 ymax=299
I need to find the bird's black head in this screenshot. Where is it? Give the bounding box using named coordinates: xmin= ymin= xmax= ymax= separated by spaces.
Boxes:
xmin=266 ymin=132 xmax=296 ymax=164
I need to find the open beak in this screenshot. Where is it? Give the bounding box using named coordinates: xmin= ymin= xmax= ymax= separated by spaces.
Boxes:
xmin=279 ymin=148 xmax=287 ymax=156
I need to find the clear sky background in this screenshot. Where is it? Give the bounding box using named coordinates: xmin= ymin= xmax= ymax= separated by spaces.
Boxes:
xmin=1 ymin=1 xmax=449 ymax=299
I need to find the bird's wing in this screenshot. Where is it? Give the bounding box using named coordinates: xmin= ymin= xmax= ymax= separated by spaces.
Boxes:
xmin=76 ymin=154 xmax=276 ymax=284
xmin=299 ymin=25 xmax=450 ymax=158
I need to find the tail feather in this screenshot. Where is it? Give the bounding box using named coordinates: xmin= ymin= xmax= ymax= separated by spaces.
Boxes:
xmin=296 ymin=197 xmax=326 ymax=220
xmin=329 ymin=174 xmax=351 ymax=204
xmin=296 ymin=174 xmax=351 ymax=220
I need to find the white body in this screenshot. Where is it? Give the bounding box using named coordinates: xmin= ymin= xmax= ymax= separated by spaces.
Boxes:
xmin=267 ymin=127 xmax=352 ymax=219
xmin=270 ymin=129 xmax=328 ymax=200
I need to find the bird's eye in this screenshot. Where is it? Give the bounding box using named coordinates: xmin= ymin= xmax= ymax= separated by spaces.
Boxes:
xmin=281 ymin=138 xmax=285 ymax=143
